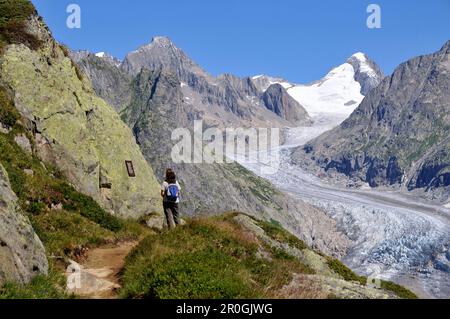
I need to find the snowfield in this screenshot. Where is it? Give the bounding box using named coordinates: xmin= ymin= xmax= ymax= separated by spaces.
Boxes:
xmin=286 ymin=63 xmax=365 ymax=116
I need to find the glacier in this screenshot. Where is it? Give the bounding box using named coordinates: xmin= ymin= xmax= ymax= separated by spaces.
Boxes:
xmin=237 ymin=112 xmax=450 ymax=299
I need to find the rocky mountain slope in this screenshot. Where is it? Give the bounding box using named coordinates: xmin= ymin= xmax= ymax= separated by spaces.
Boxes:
xmin=293 ymin=41 xmax=450 ymax=202
xmin=0 ymin=0 xmax=167 ymax=290
xmin=0 ymin=14 xmax=163 ymax=219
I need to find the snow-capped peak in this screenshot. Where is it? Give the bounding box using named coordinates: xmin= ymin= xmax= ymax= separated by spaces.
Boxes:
xmin=250 ymin=51 xmax=385 ymax=118
xmin=346 ymin=52 xmax=384 ymax=95
xmin=285 ymin=61 xmax=365 ymax=117
xmin=347 ymin=52 xmax=378 ymax=79
xmin=95 ymin=52 xmax=106 ymax=58
xmin=350 ymin=52 xmax=367 ymax=62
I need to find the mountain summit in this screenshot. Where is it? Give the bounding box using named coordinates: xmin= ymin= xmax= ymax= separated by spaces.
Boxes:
xmin=121 ymin=36 xmax=208 ymax=81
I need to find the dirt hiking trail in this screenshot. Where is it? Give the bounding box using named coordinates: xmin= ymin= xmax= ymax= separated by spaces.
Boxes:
xmin=66 ymin=241 xmax=138 ymax=299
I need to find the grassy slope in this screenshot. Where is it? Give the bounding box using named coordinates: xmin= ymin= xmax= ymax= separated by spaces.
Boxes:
xmin=0 ymin=0 xmax=153 ymax=298
xmin=121 ymin=213 xmax=417 ymax=299
xmin=0 ymin=105 xmax=152 ymax=298
xmin=121 ymin=214 xmax=314 ymax=299
xmin=0 ymin=102 xmax=151 ymax=298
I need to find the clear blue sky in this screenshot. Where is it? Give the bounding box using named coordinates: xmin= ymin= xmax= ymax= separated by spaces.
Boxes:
xmin=31 ymin=0 xmax=450 ymax=83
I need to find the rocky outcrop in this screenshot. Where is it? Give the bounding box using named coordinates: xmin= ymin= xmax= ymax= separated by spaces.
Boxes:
xmin=346 ymin=53 xmax=384 ymax=95
xmin=0 ymin=164 xmax=48 ymax=285
xmin=262 ymin=84 xmax=311 ymax=125
xmin=72 ymin=52 xmax=132 ymax=113
xmin=294 ymin=40 xmax=450 ymax=200
xmin=251 ymin=75 xmax=291 ymax=92
xmin=0 ymin=15 xmax=163 ymax=219
xmin=121 ymin=36 xmax=206 ymax=80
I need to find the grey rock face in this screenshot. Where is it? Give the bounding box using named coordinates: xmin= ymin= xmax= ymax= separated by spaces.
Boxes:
xmin=14 ymin=133 xmax=32 ymax=154
xmin=262 ymin=84 xmax=311 ymax=125
xmin=346 ymin=53 xmax=384 ymax=95
xmin=75 ymin=53 xmax=133 ymax=113
xmin=295 ymin=40 xmax=450 ymax=200
xmin=121 ymin=36 xmax=207 ymax=80
xmin=0 ymin=164 xmax=48 ymax=285
xmin=251 ymin=75 xmax=290 ymax=92
xmin=69 ymin=50 xmax=91 ymax=63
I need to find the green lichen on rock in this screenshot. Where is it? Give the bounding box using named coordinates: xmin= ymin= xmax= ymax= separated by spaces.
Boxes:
xmin=0 ymin=17 xmax=162 ymax=219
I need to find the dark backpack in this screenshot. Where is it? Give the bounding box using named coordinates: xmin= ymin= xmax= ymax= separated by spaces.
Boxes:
xmin=165 ymin=183 xmax=179 ymax=202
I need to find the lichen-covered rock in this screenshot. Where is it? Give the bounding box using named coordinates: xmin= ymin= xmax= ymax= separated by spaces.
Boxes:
xmin=0 ymin=15 xmax=163 ymax=219
xmin=0 ymin=164 xmax=48 ymax=285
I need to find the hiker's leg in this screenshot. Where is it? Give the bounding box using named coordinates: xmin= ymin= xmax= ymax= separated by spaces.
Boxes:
xmin=163 ymin=203 xmax=175 ymax=229
xmin=172 ymin=203 xmax=180 ymax=226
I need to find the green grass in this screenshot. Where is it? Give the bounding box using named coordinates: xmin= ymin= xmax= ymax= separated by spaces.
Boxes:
xmin=326 ymin=257 xmax=367 ymax=285
xmin=0 ymin=268 xmax=72 ymax=299
xmin=258 ymin=219 xmax=308 ymax=251
xmin=31 ymin=210 xmax=114 ymax=258
xmin=0 ymin=87 xmax=21 ymax=128
xmin=325 ymin=257 xmax=418 ymax=299
xmin=380 ymin=280 xmax=418 ymax=299
xmin=53 ymin=183 xmax=123 ymax=232
xmin=0 ymin=0 xmax=41 ymax=52
xmin=120 ymin=215 xmax=314 ymax=299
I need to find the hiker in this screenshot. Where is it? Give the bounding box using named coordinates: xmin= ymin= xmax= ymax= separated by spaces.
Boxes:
xmin=161 ymin=169 xmax=181 ymax=229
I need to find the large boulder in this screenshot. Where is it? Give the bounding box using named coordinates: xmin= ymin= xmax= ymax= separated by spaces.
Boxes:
xmin=0 ymin=15 xmax=163 ymax=219
xmin=0 ymin=164 xmax=48 ymax=285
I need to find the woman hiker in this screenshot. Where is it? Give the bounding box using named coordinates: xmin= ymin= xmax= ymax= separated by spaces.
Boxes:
xmin=160 ymin=168 xmax=181 ymax=229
